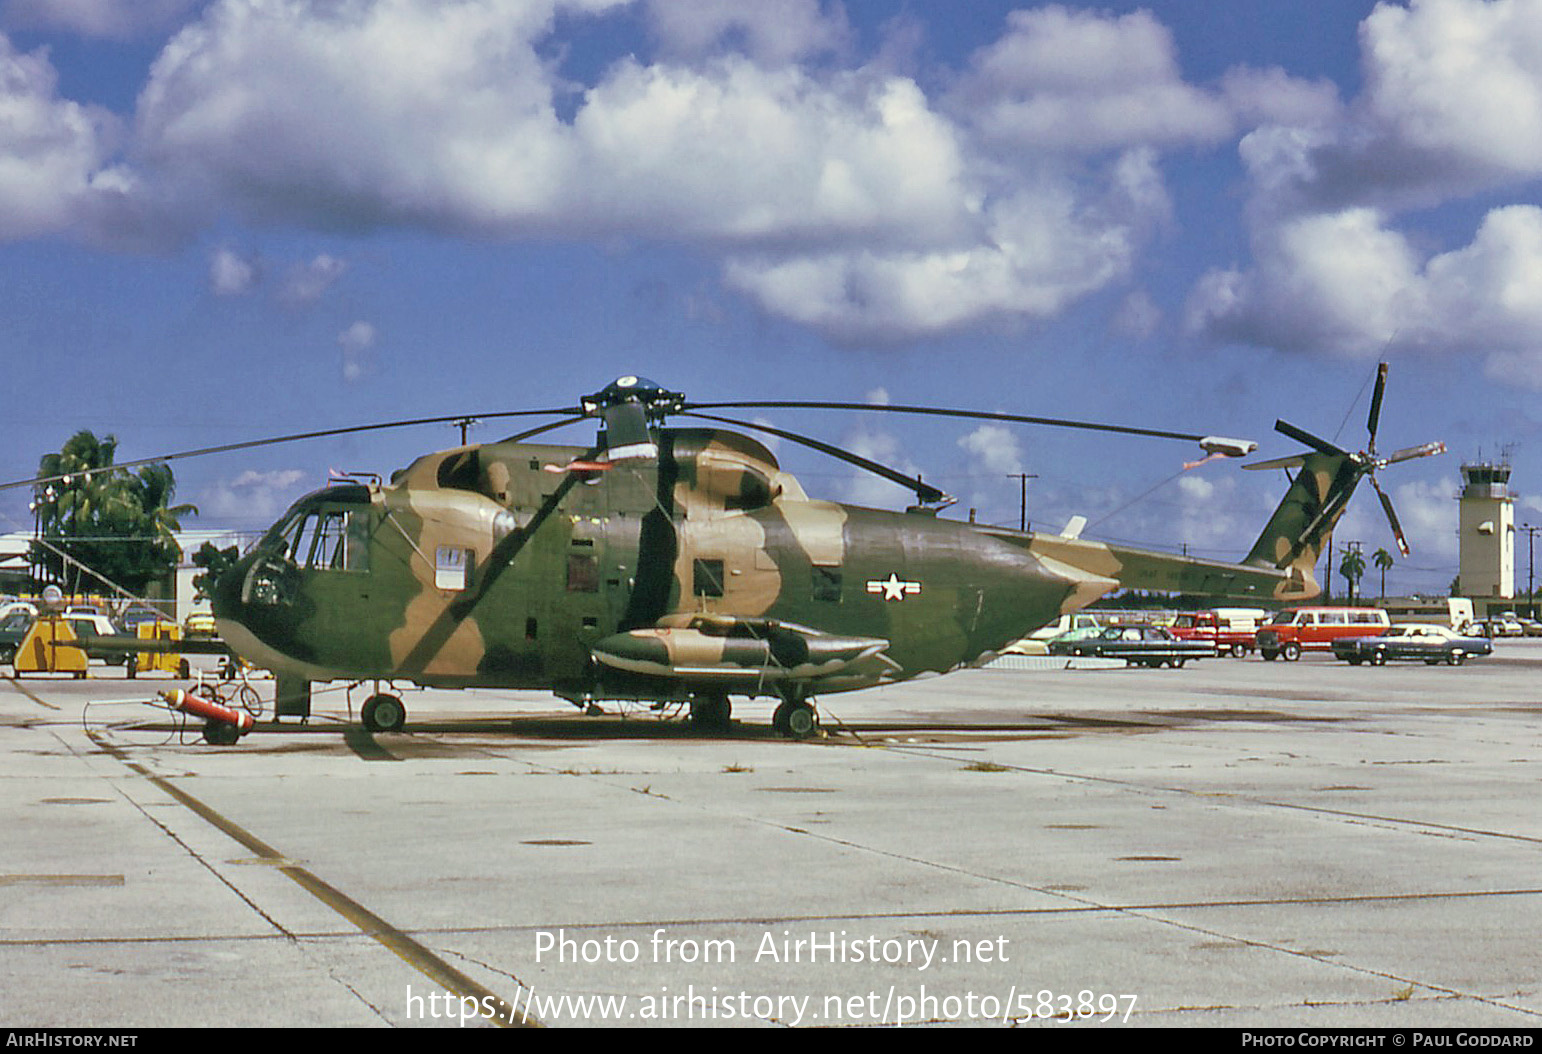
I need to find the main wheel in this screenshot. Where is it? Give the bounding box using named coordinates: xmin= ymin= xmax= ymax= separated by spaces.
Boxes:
xmin=1261 ymin=649 xmax=1278 ymax=661
xmin=1447 ymin=650 xmax=1465 ymax=666
xmin=1369 ymin=650 xmax=1386 ymax=666
xmin=1281 ymin=642 xmax=1301 ymax=662
xmin=773 ymin=700 xmax=819 ymax=739
xmin=362 ymin=693 xmax=406 ymax=733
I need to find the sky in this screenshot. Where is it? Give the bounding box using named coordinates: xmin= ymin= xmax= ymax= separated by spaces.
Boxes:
xmin=4 ymin=0 xmax=1542 ymax=598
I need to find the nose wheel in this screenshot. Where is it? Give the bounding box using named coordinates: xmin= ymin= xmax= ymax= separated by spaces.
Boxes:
xmin=361 ymin=692 xmax=406 ymax=733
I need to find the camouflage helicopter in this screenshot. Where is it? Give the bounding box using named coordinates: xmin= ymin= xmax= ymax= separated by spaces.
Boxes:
xmin=11 ymin=369 xmax=1440 ymax=739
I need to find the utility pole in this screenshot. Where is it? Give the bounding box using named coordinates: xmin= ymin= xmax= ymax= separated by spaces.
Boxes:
xmin=1007 ymin=472 xmax=1037 ymax=531
xmin=1521 ymin=523 xmax=1541 ymax=616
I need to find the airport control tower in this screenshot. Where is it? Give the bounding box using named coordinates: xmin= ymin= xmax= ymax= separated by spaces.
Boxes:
xmin=1458 ymin=459 xmax=1515 ymax=600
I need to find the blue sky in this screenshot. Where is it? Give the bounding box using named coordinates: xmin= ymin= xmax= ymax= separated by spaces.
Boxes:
xmin=4 ymin=0 xmax=1542 ymax=597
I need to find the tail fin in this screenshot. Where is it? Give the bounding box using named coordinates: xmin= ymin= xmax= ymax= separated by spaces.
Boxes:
xmin=1243 ymin=452 xmax=1361 ymax=600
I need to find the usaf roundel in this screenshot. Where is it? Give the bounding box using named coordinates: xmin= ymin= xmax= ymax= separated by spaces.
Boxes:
xmin=866 ymin=573 xmax=921 ymax=602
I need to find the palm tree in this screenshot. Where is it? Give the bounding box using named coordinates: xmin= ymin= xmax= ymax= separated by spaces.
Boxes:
xmin=1372 ymin=548 xmax=1395 ymax=599
xmin=1339 ymin=547 xmax=1367 ymax=603
xmin=31 ymin=432 xmax=195 ymax=596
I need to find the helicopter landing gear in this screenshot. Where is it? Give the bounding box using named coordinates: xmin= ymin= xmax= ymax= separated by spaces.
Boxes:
xmin=689 ymin=694 xmax=732 ymax=731
xmin=362 ymin=692 xmax=406 ymax=733
xmin=772 ymin=690 xmax=820 ymax=739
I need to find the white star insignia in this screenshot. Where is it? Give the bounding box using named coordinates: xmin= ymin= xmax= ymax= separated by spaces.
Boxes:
xmin=867 ymin=573 xmax=921 ymax=601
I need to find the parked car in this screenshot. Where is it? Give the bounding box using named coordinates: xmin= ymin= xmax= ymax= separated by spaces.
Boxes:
xmin=0 ymin=599 xmax=37 ymax=622
xmin=0 ymin=611 xmax=32 ymax=664
xmin=1478 ymin=615 xmax=1525 ymax=638
xmin=184 ymin=611 xmax=218 ymax=638
xmin=1332 ymin=623 xmax=1493 ymax=666
xmin=1256 ymin=606 xmax=1390 ymax=660
xmin=1053 ymin=625 xmax=1216 ymax=667
xmin=1045 ymin=625 xmax=1115 ymax=655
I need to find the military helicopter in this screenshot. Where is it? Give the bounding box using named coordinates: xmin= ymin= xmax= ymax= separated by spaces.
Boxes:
xmin=9 ymin=368 xmax=1441 ymax=739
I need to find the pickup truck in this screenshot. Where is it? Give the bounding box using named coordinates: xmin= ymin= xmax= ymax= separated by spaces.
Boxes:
xmin=1169 ymin=608 xmax=1268 ymax=657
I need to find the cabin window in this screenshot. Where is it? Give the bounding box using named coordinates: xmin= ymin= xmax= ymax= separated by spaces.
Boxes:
xmin=812 ymin=565 xmax=842 ymax=602
xmin=567 ymin=554 xmax=599 ymax=593
xmin=435 ymin=546 xmax=473 ymax=591
xmin=693 ymin=558 xmax=725 ymax=598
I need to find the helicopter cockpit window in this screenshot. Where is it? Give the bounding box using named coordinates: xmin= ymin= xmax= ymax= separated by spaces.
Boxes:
xmin=284 ymin=510 xmax=370 ymax=571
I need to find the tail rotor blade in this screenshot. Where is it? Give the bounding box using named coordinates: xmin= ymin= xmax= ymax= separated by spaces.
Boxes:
xmin=1243 ymin=454 xmax=1307 ymax=472
xmin=1275 ymin=420 xmax=1349 ymax=458
xmin=1383 ymin=440 xmax=1446 ymax=466
xmin=1366 ymin=362 xmax=1388 ymax=454
xmin=1370 ymin=476 xmax=1410 ymax=557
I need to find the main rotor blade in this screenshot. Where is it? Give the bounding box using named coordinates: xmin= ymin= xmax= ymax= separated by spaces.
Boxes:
xmin=1274 ymin=419 xmax=1350 ymax=458
xmin=1370 ymin=475 xmax=1411 ymax=557
xmin=1366 ymin=362 xmax=1388 ymax=454
xmin=2 ymin=407 xmax=582 ymax=493
xmin=682 ymin=410 xmax=952 ymax=507
xmin=684 ymin=400 xmax=1213 ymax=445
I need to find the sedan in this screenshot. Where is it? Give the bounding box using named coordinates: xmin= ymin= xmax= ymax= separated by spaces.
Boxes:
xmin=1054 ymin=625 xmax=1217 ymax=667
xmin=1332 ymin=624 xmax=1493 ymax=666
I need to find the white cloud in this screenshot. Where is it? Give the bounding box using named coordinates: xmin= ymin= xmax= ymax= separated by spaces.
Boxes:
xmin=951 ymin=6 xmax=1231 ymax=152
xmin=3 ymin=1 xmax=1360 ymax=344
xmin=337 ymin=320 xmax=376 ymax=381
xmin=725 ymin=169 xmax=1152 ymax=342
xmin=283 ymin=253 xmax=347 ymax=303
xmin=1392 ymin=476 xmax=1460 ymax=561
xmin=842 ymin=425 xmax=923 ymax=509
xmin=950 ymin=7 xmax=1336 ymax=156
xmin=198 ymin=467 xmax=307 ymax=522
xmin=209 ymin=245 xmax=258 ymax=295
xmin=0 ymin=33 xmax=121 ymax=239
xmin=957 ymin=424 xmax=1023 ymax=476
xmin=1187 ymin=0 xmax=1542 ymax=380
xmin=122 ymin=1 xmax=1189 ymax=342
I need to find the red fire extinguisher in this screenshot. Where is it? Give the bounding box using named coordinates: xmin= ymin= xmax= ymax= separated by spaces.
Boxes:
xmin=160 ymin=688 xmax=253 ymax=745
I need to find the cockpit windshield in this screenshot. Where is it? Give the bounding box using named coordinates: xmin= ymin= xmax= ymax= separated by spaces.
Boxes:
xmin=263 ymin=486 xmax=373 ymax=571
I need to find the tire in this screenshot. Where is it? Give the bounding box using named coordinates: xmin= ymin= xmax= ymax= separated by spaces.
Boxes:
xmin=1261 ymin=649 xmax=1278 ymax=661
xmin=1281 ymin=642 xmax=1301 ymax=662
xmin=362 ymin=693 xmax=406 ymax=733
xmin=203 ymin=720 xmax=241 ymax=746
xmin=1448 ymin=650 xmax=1465 ymax=666
xmin=773 ymin=701 xmax=818 ymax=739
xmin=1230 ymin=643 xmax=1247 ymax=658
xmin=1369 ymin=650 xmax=1386 ymax=666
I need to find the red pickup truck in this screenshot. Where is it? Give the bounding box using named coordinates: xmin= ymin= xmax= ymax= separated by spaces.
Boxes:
xmin=1169 ymin=609 xmax=1269 ymax=657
